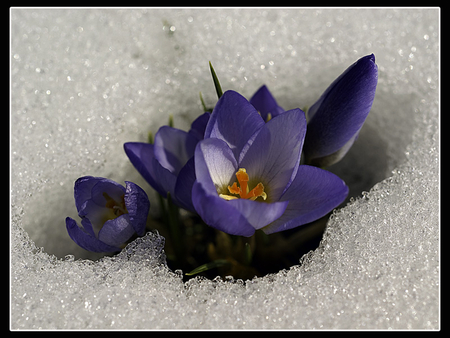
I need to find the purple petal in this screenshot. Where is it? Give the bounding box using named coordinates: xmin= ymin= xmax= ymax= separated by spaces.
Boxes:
xmin=151 ymin=157 xmax=177 ymax=198
xmin=81 ymin=217 xmax=96 ymax=237
xmin=66 ymin=217 xmax=120 ymax=253
xmin=194 ymin=138 xmax=238 ymax=195
xmin=89 ymin=178 xmax=126 ymax=207
xmin=249 ymin=85 xmax=285 ymax=121
xmin=239 ymin=108 xmax=306 ymax=201
xmin=262 ymin=165 xmax=348 ymax=234
xmin=124 ymin=142 xmax=164 ymax=195
xmin=304 ymin=54 xmax=378 ymax=163
xmin=307 ymin=132 xmax=359 ymax=168
xmin=124 ymin=181 xmax=150 ymax=236
xmin=80 ymin=204 xmax=112 ymax=235
xmin=74 ymin=176 xmax=103 ymax=213
xmin=173 ymin=157 xmax=197 ymax=212
xmin=204 ymin=90 xmax=265 ymax=159
xmin=153 ymin=126 xmax=198 ymax=175
xmin=76 ymin=177 xmax=125 ymax=222
xmin=192 ymin=181 xmax=256 ymax=237
xmin=229 ymin=198 xmax=288 ymax=231
xmin=188 ymin=112 xmax=211 ymax=141
xmin=77 ymin=198 xmax=98 ymax=218
xmin=97 ymin=214 xmax=135 ymax=247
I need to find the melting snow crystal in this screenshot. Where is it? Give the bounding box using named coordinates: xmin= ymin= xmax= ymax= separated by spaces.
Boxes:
xmin=11 ymin=8 xmax=439 ymax=329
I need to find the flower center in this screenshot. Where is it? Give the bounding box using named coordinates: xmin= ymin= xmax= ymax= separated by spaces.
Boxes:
xmin=219 ymin=168 xmax=267 ymax=201
xmin=103 ymin=192 xmax=128 ymax=217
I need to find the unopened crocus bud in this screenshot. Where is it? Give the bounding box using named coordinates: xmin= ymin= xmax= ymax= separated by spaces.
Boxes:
xmin=303 ymin=54 xmax=378 ymax=167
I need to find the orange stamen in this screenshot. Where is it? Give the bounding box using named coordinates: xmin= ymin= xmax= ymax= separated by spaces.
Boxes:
xmin=228 ymin=182 xmax=240 ymax=195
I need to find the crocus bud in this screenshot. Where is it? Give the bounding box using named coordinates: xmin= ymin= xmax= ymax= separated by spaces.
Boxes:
xmin=303 ymin=54 xmax=378 ymax=167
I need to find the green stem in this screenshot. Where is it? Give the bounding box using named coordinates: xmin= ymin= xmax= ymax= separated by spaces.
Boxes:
xmin=167 ymin=193 xmax=185 ymax=266
xmin=157 ymin=193 xmax=168 ymax=225
xmin=244 ymin=242 xmax=253 ymax=266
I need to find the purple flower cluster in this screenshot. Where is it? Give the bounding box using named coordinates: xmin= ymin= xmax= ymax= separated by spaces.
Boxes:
xmin=67 ymin=54 xmax=378 ymax=251
xmin=192 ymin=90 xmax=349 ymax=236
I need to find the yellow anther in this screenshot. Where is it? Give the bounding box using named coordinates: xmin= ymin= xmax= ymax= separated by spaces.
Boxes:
xmin=219 ymin=194 xmax=238 ymax=201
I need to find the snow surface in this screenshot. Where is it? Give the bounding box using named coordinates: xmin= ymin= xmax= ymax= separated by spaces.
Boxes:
xmin=11 ymin=8 xmax=439 ymax=329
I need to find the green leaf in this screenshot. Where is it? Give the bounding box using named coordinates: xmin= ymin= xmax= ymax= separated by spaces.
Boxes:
xmin=209 ymin=61 xmax=223 ymax=99
xmin=185 ymin=259 xmax=230 ymax=276
xmin=148 ymin=131 xmax=154 ymax=144
xmin=199 ymin=91 xmax=208 ymax=112
xmin=199 ymin=91 xmax=214 ymax=113
xmin=303 ymin=106 xmax=310 ymax=123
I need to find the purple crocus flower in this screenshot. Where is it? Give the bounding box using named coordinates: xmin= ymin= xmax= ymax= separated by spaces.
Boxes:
xmin=124 ymin=112 xmax=210 ymax=212
xmin=303 ymin=54 xmax=378 ymax=167
xmin=192 ymin=90 xmax=348 ymax=237
xmin=249 ymin=85 xmax=285 ymax=122
xmin=66 ymin=176 xmax=150 ymax=252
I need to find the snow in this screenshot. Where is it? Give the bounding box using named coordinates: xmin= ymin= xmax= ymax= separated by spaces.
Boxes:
xmin=11 ymin=8 xmax=439 ymax=329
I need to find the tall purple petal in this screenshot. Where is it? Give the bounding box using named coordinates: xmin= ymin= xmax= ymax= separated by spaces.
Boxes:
xmin=204 ymin=90 xmax=265 ymax=159
xmin=239 ymin=108 xmax=306 ymax=201
xmin=194 ymin=137 xmax=238 ymax=195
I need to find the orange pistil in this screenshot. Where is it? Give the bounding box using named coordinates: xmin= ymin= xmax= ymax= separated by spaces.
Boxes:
xmin=219 ymin=168 xmax=267 ymax=201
